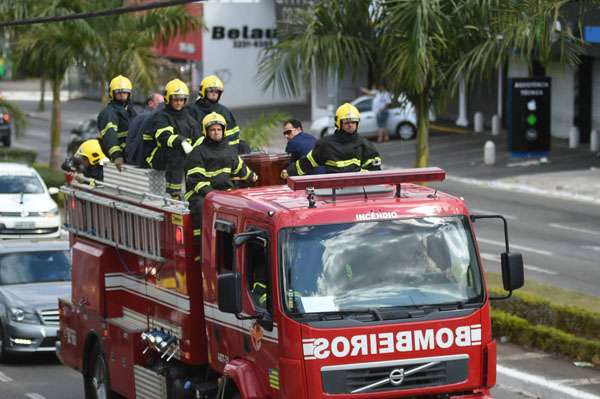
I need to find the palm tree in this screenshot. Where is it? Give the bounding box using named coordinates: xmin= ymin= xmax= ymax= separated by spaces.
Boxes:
xmin=86 ymin=2 xmax=202 ymax=98
xmin=257 ymin=0 xmax=379 ymax=97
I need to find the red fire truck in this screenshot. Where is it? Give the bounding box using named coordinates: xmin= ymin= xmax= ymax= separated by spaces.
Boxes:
xmin=57 ymin=161 xmax=524 ymax=399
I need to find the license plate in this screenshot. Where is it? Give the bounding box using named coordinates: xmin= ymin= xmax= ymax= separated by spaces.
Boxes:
xmin=14 ymin=221 xmax=35 ymax=229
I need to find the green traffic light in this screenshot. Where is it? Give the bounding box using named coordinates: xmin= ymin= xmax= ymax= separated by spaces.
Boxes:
xmin=527 ymin=114 xmax=537 ymax=126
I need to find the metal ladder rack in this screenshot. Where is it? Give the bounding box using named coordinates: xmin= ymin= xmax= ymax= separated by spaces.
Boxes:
xmin=62 ymin=186 xmax=166 ymax=262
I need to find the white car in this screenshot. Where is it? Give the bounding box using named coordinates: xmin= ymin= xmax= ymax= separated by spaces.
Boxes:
xmin=310 ymin=95 xmax=418 ymax=140
xmin=0 ymin=163 xmax=61 ymax=239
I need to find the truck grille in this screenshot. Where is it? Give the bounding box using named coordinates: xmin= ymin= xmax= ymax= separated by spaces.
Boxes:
xmin=39 ymin=309 xmax=60 ymax=325
xmin=321 ymin=355 xmax=468 ymax=394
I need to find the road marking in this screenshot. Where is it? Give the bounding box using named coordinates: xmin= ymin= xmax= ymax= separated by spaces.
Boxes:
xmin=477 ymin=238 xmax=553 ymax=256
xmin=471 ymin=208 xmax=517 ymax=220
xmin=549 ymin=223 xmax=600 ymax=236
xmin=26 ymin=394 xmax=47 ymax=399
xmin=0 ymin=371 xmax=13 ymax=382
xmin=554 ymin=377 xmax=600 ymax=387
xmin=498 ymin=352 xmax=551 ymax=361
xmin=480 ymin=252 xmax=557 ymax=275
xmin=581 ymin=245 xmax=600 ymax=252
xmin=497 ymin=365 xmax=600 ymax=399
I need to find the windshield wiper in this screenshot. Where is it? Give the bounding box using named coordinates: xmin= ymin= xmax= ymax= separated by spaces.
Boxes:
xmin=292 ymin=308 xmax=382 ymax=322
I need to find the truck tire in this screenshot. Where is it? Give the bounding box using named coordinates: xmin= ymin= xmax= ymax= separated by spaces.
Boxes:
xmin=84 ymin=342 xmax=116 ymax=399
xmin=0 ymin=323 xmax=13 ymax=363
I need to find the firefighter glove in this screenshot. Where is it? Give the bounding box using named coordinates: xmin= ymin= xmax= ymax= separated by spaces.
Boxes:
xmin=181 ymin=141 xmax=193 ymax=155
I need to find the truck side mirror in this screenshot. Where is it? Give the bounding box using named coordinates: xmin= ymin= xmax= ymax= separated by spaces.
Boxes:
xmin=217 ymin=273 xmax=242 ymax=314
xmin=501 ymin=252 xmax=524 ymax=292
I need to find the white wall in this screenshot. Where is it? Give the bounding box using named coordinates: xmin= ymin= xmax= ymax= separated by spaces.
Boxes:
xmin=202 ymin=0 xmax=306 ymax=108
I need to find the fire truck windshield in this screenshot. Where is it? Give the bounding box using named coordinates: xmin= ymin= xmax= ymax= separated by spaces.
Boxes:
xmin=280 ymin=216 xmax=483 ymax=316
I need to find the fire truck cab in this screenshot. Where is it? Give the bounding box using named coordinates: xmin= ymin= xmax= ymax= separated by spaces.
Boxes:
xmin=58 ymin=161 xmax=524 ymax=399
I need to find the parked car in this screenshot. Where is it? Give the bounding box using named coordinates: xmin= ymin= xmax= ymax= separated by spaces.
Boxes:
xmin=66 ymin=118 xmax=97 ymax=156
xmin=310 ymin=95 xmax=418 ymax=140
xmin=0 ymin=240 xmax=71 ymax=362
xmin=0 ymin=163 xmax=61 ymax=239
xmin=0 ymin=107 xmax=11 ymax=147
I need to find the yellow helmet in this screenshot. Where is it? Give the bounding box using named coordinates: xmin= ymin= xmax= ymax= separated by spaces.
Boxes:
xmin=164 ymin=78 xmax=190 ymax=104
xmin=202 ymin=112 xmax=227 ymax=136
xmin=108 ymin=75 xmax=132 ymax=99
xmin=75 ymin=139 xmax=106 ymax=166
xmin=199 ymin=75 xmax=224 ymax=98
xmin=335 ymin=103 xmax=361 ymax=129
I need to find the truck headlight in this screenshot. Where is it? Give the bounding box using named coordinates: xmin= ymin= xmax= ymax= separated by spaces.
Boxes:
xmin=9 ymin=307 xmax=40 ymax=324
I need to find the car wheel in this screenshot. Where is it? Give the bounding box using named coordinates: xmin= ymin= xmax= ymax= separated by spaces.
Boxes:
xmin=395 ymin=122 xmax=417 ymax=140
xmin=84 ymin=343 xmax=116 ymax=399
xmin=320 ymin=128 xmax=328 ymax=138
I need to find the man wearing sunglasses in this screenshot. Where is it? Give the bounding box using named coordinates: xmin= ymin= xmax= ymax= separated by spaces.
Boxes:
xmin=281 ymin=119 xmax=324 ymax=177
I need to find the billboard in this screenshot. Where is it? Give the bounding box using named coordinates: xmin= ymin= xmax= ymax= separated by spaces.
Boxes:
xmin=508 ymin=77 xmax=552 ymax=155
xmin=202 ymin=0 xmax=306 ymax=108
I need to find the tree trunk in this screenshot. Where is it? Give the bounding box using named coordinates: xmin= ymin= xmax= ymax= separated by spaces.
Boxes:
xmin=49 ymin=78 xmax=63 ymax=169
xmin=415 ymin=92 xmax=430 ymax=168
xmin=38 ymin=75 xmax=46 ymax=112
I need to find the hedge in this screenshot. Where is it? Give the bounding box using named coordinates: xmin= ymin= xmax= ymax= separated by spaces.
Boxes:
xmin=0 ymin=147 xmax=37 ymax=165
xmin=492 ymin=310 xmax=600 ymax=366
xmin=490 ymin=290 xmax=600 ymax=341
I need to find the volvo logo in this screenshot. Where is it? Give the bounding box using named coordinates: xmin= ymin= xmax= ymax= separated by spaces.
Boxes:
xmin=389 ymin=368 xmax=405 ymax=386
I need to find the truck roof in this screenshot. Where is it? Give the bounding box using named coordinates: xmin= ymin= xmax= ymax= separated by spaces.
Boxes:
xmin=209 ymin=171 xmax=469 ymax=227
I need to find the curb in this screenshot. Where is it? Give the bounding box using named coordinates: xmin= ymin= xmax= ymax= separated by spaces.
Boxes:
xmin=446 ymin=175 xmax=600 ymax=206
xmin=497 ymin=365 xmax=600 ymax=399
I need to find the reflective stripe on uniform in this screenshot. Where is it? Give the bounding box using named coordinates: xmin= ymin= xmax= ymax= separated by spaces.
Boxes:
xmin=225 ymin=125 xmax=240 ymax=137
xmin=155 ymin=126 xmax=174 ymax=140
xmin=193 ymin=136 xmax=204 ymax=147
xmin=325 ymin=158 xmax=361 ymax=168
xmin=108 ymin=145 xmax=122 ymax=156
xmin=193 ymin=229 xmax=201 ymax=236
xmin=146 ymin=146 xmax=159 ymax=167
xmin=295 ymin=160 xmax=305 ymax=176
xmin=252 ymin=282 xmax=267 ymax=305
xmin=306 ymin=151 xmax=319 ymax=168
xmin=186 ymin=166 xmax=232 ymax=178
xmin=362 ymin=156 xmax=382 ymax=168
xmin=241 ymin=168 xmax=252 ymax=180
xmin=233 ymin=157 xmax=243 ymax=174
xmin=143 ymin=134 xmax=153 ymax=141
xmin=117 ymin=131 xmax=128 ymax=138
xmin=228 ymin=139 xmax=240 ymax=145
xmin=166 ymin=182 xmax=182 ymax=189
xmin=99 ymin=122 xmax=118 ymax=138
xmin=167 ymin=134 xmax=178 ymax=148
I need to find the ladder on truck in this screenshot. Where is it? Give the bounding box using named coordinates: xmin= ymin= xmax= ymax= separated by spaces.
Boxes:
xmin=61 ymin=163 xmax=189 ymax=262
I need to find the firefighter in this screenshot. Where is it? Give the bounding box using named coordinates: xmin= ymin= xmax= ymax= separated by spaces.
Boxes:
xmin=285 ymin=103 xmax=382 ymax=177
xmin=186 ymin=75 xmax=243 ymax=151
xmin=145 ymin=79 xmax=201 ymax=199
xmin=61 ymin=139 xmax=107 ymax=181
xmin=184 ymin=112 xmax=257 ymax=259
xmin=97 ymin=75 xmax=137 ymax=171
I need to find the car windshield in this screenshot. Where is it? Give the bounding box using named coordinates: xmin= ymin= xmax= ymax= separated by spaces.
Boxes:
xmin=0 ymin=251 xmax=71 ymax=284
xmin=0 ymin=175 xmax=44 ymax=194
xmin=280 ymin=216 xmax=483 ymax=315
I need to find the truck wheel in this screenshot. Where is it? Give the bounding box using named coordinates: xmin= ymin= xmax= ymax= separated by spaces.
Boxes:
xmin=395 ymin=122 xmax=417 ymax=140
xmin=84 ymin=343 xmax=116 ymax=399
xmin=0 ymin=323 xmax=12 ymax=363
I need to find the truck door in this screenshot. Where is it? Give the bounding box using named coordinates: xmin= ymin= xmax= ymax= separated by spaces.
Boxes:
xmin=239 ymin=222 xmax=280 ymax=394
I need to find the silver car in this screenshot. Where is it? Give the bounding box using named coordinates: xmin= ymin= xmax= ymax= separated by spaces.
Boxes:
xmin=0 ymin=240 xmax=70 ymax=361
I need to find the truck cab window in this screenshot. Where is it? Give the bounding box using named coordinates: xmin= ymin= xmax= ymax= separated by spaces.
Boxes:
xmin=246 ymin=238 xmax=270 ymax=310
xmin=216 ymin=230 xmax=233 ymax=273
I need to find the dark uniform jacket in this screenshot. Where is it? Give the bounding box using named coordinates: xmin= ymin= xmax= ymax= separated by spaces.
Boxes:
xmin=285 ymin=132 xmax=325 ymax=174
xmin=144 ymin=105 xmax=201 ymax=197
xmin=61 ymin=157 xmax=103 ymax=181
xmin=97 ymin=101 xmax=137 ymax=161
xmin=187 ymin=99 xmax=241 ymax=149
xmin=184 ymin=137 xmax=255 ymax=205
xmin=288 ymin=130 xmax=382 ymax=176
